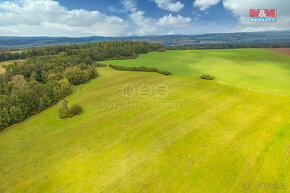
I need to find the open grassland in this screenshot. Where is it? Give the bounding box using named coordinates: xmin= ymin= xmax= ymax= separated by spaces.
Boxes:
xmin=0 ymin=68 xmax=289 ymax=193
xmin=103 ymin=49 xmax=290 ymax=95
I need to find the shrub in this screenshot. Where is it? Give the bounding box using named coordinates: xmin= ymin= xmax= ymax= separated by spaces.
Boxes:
xmin=200 ymin=74 xmax=215 ymax=80
xmin=68 ymin=104 xmax=83 ymax=117
xmin=59 ymin=100 xmax=83 ymax=119
xmin=59 ymin=99 xmax=68 ymax=111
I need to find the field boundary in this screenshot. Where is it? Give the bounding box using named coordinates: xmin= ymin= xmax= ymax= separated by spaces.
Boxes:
xmin=109 ymin=64 xmax=172 ymax=76
xmin=265 ymin=48 xmax=290 ymax=57
xmin=216 ymin=80 xmax=289 ymax=97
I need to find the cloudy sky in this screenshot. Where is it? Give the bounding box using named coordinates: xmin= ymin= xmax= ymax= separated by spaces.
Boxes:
xmin=0 ymin=0 xmax=289 ymax=37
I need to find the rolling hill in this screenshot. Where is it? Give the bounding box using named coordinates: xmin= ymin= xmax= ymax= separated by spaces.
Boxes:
xmin=103 ymin=49 xmax=290 ymax=96
xmin=0 ymin=67 xmax=289 ymax=192
xmin=1 ymin=30 xmax=290 ymax=49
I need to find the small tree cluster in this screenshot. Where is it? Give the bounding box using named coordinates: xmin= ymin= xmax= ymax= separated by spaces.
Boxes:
xmin=200 ymin=74 xmax=215 ymax=80
xmin=59 ymin=100 xmax=83 ymax=119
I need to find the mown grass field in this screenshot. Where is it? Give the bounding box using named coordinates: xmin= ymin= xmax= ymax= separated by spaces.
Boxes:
xmin=0 ymin=67 xmax=289 ymax=192
xmin=103 ymin=49 xmax=290 ymax=95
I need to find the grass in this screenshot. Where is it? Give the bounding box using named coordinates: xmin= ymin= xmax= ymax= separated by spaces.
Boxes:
xmin=0 ymin=67 xmax=289 ymax=192
xmin=102 ymin=49 xmax=290 ymax=95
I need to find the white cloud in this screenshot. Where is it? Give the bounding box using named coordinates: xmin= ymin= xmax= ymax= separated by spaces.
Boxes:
xmin=121 ymin=0 xmax=137 ymax=12
xmin=0 ymin=0 xmax=129 ymax=37
xmin=121 ymin=0 xmax=158 ymax=35
xmin=129 ymin=10 xmax=158 ymax=35
xmin=125 ymin=1 xmax=192 ymax=35
xmin=157 ymin=14 xmax=192 ymax=27
xmin=151 ymin=0 xmax=184 ymax=12
xmin=193 ymin=0 xmax=221 ymax=11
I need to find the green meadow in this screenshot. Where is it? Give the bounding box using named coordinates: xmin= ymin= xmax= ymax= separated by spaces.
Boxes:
xmin=0 ymin=67 xmax=289 ymax=193
xmin=103 ymin=49 xmax=290 ymax=95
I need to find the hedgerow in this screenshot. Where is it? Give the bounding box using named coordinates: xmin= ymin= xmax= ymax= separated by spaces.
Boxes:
xmin=109 ymin=64 xmax=172 ymax=76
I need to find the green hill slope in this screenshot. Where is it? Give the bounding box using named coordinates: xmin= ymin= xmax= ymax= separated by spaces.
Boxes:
xmin=103 ymin=49 xmax=290 ymax=95
xmin=0 ymin=68 xmax=289 ymax=193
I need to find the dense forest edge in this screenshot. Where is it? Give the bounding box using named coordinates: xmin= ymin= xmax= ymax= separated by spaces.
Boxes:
xmin=167 ymin=42 xmax=290 ymax=50
xmin=0 ymin=41 xmax=165 ymax=131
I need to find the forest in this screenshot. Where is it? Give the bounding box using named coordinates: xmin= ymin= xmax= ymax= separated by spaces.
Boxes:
xmin=0 ymin=41 xmax=165 ymax=62
xmin=0 ymin=41 xmax=165 ymax=130
xmin=167 ymin=42 xmax=290 ymax=50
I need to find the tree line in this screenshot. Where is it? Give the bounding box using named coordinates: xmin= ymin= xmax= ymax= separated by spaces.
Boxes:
xmin=0 ymin=41 xmax=165 ymax=130
xmin=167 ymin=42 xmax=290 ymax=50
xmin=109 ymin=64 xmax=172 ymax=75
xmin=0 ymin=41 xmax=165 ymax=62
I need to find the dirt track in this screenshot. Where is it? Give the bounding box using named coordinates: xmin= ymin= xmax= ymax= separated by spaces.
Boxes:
xmin=265 ymin=48 xmax=290 ymax=56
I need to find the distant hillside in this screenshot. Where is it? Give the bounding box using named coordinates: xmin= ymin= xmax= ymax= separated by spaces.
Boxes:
xmin=1 ymin=30 xmax=290 ymax=49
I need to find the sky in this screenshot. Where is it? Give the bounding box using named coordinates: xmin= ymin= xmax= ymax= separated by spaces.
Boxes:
xmin=0 ymin=0 xmax=289 ymax=37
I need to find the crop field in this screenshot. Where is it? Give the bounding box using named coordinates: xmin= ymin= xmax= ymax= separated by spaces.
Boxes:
xmin=0 ymin=67 xmax=289 ymax=192
xmin=103 ymin=49 xmax=290 ymax=95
